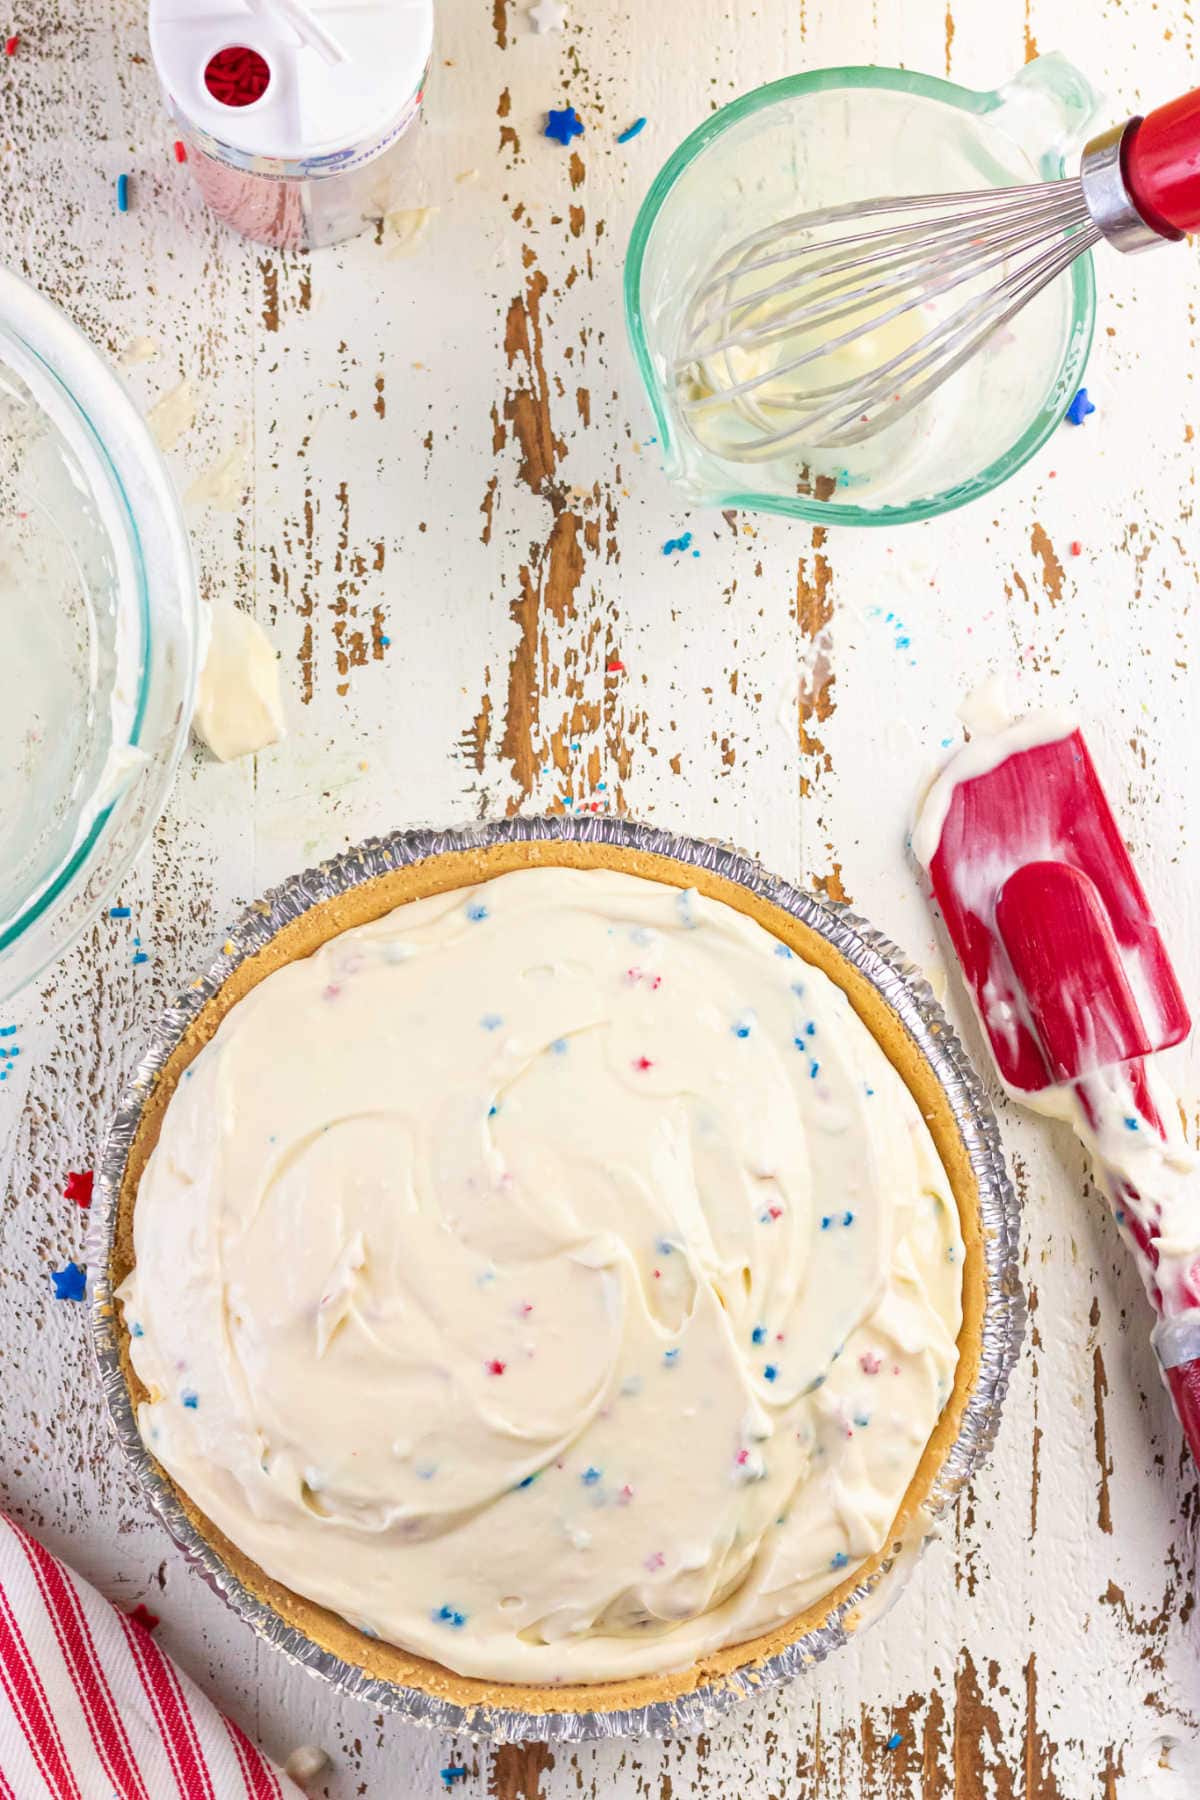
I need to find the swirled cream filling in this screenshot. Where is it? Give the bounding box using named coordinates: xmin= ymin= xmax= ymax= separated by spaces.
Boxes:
xmin=120 ymin=866 xmax=963 ymax=1683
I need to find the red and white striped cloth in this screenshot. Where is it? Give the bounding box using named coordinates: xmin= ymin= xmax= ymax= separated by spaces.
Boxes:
xmin=0 ymin=1511 xmax=304 ymax=1799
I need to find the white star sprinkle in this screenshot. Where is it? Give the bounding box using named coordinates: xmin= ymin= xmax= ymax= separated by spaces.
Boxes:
xmin=530 ymin=0 xmax=567 ymax=31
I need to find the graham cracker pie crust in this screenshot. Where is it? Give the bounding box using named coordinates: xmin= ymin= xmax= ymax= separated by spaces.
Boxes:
xmin=110 ymin=837 xmax=985 ymax=1719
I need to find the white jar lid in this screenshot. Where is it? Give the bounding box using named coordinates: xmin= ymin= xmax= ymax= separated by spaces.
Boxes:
xmin=149 ymin=0 xmax=434 ymax=162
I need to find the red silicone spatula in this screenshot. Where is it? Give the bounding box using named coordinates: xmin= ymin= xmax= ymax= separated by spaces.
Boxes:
xmin=914 ymin=712 xmax=1200 ymax=1466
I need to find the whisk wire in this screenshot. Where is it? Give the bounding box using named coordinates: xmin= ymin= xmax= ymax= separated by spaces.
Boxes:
xmin=695 ymin=225 xmax=1099 ymax=458
xmin=683 ymin=196 xmax=1094 ymax=367
xmin=692 ymin=187 xmax=1089 ymax=308
xmin=681 ymin=208 xmax=1094 ymax=421
xmin=676 ymin=173 xmax=1105 ymax=459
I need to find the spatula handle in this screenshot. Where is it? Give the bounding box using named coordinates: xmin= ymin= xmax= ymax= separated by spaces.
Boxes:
xmin=1164 ymin=1357 xmax=1200 ymax=1470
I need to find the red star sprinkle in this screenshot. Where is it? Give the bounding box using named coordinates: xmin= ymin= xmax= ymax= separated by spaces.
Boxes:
xmin=633 ymin=1056 xmax=654 ymax=1072
xmin=64 ymin=1170 xmax=93 ymax=1209
xmin=735 ymin=1449 xmax=749 ymax=1466
xmin=487 ymin=1359 xmax=507 ymax=1376
xmin=767 ymin=1206 xmax=783 ymax=1221
xmin=128 ymin=1603 xmax=160 ymax=1633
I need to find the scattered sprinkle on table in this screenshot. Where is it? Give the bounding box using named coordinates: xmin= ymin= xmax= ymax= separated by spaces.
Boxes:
xmin=132 ymin=950 xmax=149 ymax=966
xmin=50 ymin=1262 xmax=87 ymax=1302
xmin=64 ymin=1170 xmax=93 ymax=1209
xmin=440 ymin=1768 xmax=469 ymax=1789
xmin=617 ymin=117 xmax=647 ymax=143
xmin=128 ymin=1602 xmax=160 ymax=1633
xmin=662 ymin=531 xmax=693 ymax=555
xmin=173 ymin=139 xmax=187 ymax=163
xmin=544 ymin=104 xmax=584 ymax=146
xmin=1065 ymin=386 xmax=1095 ymax=425
xmin=116 ymin=173 xmax=130 ymax=213
xmin=1070 ymin=540 xmax=1082 ymax=556
xmin=606 ymin=657 xmax=625 ymax=673
xmin=4 ymin=33 xmax=17 ymax=55
xmin=108 ymin=904 xmax=131 ymax=918
xmin=886 ymin=1731 xmax=905 ymax=1751
xmin=530 ymin=0 xmax=567 ymax=30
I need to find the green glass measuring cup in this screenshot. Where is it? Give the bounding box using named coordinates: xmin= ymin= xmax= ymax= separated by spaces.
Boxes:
xmin=625 ymin=56 xmax=1099 ymax=526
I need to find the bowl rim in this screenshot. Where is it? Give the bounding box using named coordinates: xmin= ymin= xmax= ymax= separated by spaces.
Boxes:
xmin=623 ymin=63 xmax=1098 ymax=527
xmin=0 ymin=271 xmax=199 ymax=997
xmin=88 ymin=814 xmax=1024 ymax=1741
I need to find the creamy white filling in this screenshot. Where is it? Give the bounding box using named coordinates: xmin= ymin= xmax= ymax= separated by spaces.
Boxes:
xmin=120 ymin=866 xmax=963 ymax=1683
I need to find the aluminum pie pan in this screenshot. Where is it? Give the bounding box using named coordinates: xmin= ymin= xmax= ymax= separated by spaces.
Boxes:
xmin=88 ymin=813 xmax=1023 ymax=1743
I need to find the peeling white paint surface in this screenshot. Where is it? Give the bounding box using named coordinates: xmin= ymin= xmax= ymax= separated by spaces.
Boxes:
xmin=1 ymin=1 xmax=1198 ymax=1795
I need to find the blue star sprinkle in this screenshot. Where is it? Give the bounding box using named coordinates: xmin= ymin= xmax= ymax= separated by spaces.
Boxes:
xmin=763 ymin=1364 xmax=779 ymax=1383
xmin=751 ymin=1325 xmax=767 ymax=1346
xmin=831 ymin=1551 xmax=849 ymax=1569
xmin=181 ymin=1390 xmax=199 ymax=1409
xmin=1065 ymin=387 xmax=1095 ymax=426
xmin=433 ymin=1604 xmax=467 ymax=1628
xmin=50 ymin=1262 xmax=86 ymax=1302
xmin=544 ymin=105 xmax=584 ymax=146
xmin=581 ymin=1466 xmax=603 ymax=1486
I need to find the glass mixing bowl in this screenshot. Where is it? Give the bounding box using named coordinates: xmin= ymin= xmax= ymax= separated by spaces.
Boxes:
xmin=0 ymin=271 xmax=198 ymax=999
xmin=625 ymin=56 xmax=1099 ymax=526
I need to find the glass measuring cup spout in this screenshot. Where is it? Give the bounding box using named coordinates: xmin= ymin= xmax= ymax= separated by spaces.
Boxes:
xmin=979 ymin=53 xmax=1102 ymax=180
xmin=625 ymin=58 xmax=1100 ymax=526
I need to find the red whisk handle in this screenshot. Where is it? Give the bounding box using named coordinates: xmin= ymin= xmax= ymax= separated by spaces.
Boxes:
xmin=1124 ymin=88 xmax=1200 ymax=236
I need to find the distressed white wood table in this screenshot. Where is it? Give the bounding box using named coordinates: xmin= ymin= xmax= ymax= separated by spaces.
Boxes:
xmin=2 ymin=0 xmax=1199 ymax=1794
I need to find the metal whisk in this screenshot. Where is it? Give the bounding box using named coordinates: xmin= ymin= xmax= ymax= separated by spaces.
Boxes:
xmin=676 ymin=89 xmax=1200 ymax=458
